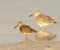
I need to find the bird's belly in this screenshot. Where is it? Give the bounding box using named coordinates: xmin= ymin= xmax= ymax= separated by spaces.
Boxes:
xmin=35 ymin=18 xmax=50 ymax=27
xmin=21 ymin=32 xmax=33 ymax=36
xmin=36 ymin=21 xmax=50 ymax=27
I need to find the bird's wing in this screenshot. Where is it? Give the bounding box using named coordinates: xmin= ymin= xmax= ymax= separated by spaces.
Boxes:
xmin=37 ymin=14 xmax=56 ymax=23
xmin=20 ymin=25 xmax=37 ymax=33
xmin=42 ymin=14 xmax=56 ymax=23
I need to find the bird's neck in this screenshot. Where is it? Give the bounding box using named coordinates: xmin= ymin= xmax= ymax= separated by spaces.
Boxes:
xmin=18 ymin=24 xmax=23 ymax=28
xmin=34 ymin=14 xmax=40 ymax=17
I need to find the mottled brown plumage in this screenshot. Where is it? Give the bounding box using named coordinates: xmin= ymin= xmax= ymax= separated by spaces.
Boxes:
xmin=35 ymin=14 xmax=56 ymax=25
xmin=29 ymin=10 xmax=57 ymax=29
xmin=20 ymin=25 xmax=37 ymax=34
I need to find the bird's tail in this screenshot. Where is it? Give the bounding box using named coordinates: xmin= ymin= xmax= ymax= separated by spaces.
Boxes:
xmin=54 ymin=21 xmax=57 ymax=23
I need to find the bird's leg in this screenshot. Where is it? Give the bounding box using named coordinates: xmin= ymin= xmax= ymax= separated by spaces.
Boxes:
xmin=40 ymin=27 xmax=42 ymax=30
xmin=40 ymin=27 xmax=43 ymax=30
xmin=25 ymin=34 xmax=28 ymax=40
xmin=44 ymin=27 xmax=47 ymax=31
xmin=40 ymin=27 xmax=47 ymax=31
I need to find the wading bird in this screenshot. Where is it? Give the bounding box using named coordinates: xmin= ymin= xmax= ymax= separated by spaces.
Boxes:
xmin=13 ymin=21 xmax=37 ymax=40
xmin=29 ymin=10 xmax=56 ymax=30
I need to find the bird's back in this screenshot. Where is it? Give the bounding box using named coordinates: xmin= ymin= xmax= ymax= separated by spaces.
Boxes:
xmin=35 ymin=14 xmax=56 ymax=24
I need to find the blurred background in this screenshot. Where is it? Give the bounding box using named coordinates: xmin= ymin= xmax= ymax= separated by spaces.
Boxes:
xmin=0 ymin=0 xmax=60 ymax=44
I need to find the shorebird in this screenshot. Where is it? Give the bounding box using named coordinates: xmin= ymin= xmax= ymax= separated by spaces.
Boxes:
xmin=29 ymin=10 xmax=56 ymax=30
xmin=13 ymin=21 xmax=37 ymax=40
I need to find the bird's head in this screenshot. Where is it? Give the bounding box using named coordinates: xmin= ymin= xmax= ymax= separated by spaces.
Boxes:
xmin=13 ymin=21 xmax=23 ymax=29
xmin=29 ymin=10 xmax=41 ymax=17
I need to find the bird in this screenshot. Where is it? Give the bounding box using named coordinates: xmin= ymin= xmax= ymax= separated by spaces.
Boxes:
xmin=29 ymin=10 xmax=57 ymax=30
xmin=13 ymin=21 xmax=37 ymax=40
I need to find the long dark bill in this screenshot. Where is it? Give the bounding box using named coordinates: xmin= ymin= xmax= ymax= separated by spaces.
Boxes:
xmin=29 ymin=14 xmax=33 ymax=17
xmin=13 ymin=24 xmax=18 ymax=29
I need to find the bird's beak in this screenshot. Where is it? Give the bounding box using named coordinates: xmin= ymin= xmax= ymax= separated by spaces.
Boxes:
xmin=29 ymin=14 xmax=33 ymax=17
xmin=13 ymin=24 xmax=18 ymax=29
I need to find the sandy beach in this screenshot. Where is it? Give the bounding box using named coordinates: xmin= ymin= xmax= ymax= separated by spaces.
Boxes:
xmin=0 ymin=40 xmax=60 ymax=50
